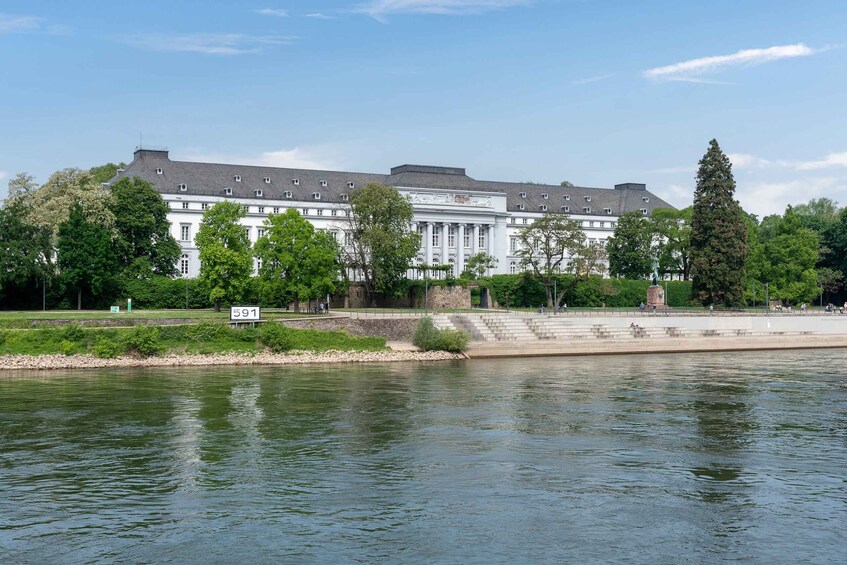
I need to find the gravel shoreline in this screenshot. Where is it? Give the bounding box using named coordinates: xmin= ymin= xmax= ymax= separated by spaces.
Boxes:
xmin=0 ymin=350 xmax=465 ymax=371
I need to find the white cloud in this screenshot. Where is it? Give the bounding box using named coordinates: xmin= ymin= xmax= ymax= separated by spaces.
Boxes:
xmin=120 ymin=33 xmax=297 ymax=55
xmin=357 ymin=0 xmax=531 ymax=20
xmin=305 ymin=12 xmax=335 ymax=19
xmin=571 ymin=73 xmax=614 ymax=86
xmin=0 ymin=13 xmax=40 ymax=34
xmin=184 ymin=148 xmax=338 ymax=171
xmin=738 ymin=177 xmax=845 ymax=217
xmin=644 ymin=43 xmax=818 ymax=81
xmin=728 ymin=153 xmax=773 ymax=169
xmin=254 ymin=8 xmax=288 ymax=17
xmin=793 ymin=151 xmax=847 ymax=171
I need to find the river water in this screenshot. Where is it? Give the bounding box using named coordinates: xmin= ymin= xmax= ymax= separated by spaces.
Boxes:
xmin=1 ymin=351 xmax=845 ymax=563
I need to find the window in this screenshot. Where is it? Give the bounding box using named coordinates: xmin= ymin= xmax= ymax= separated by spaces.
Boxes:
xmin=640 ymin=208 xmax=648 ymax=215
xmin=201 ymin=203 xmax=208 ymax=210
xmin=312 ymin=192 xmax=321 ymax=200
xmin=347 ymin=181 xmax=354 ymax=189
xmin=591 ymin=221 xmax=596 ymax=227
xmin=583 ymin=207 xmax=591 ymax=213
xmin=330 ymin=230 xmax=339 ymax=241
xmin=340 ymin=193 xmax=349 ymax=201
xmin=344 ymin=231 xmax=353 ymax=246
xmin=244 ymin=227 xmax=250 ymax=241
xmin=478 ymin=230 xmax=486 ymax=248
xmin=522 ymin=218 xmax=528 ymax=224
xmin=234 ymin=175 xmax=242 ymax=182
xmin=564 ymin=194 xmax=571 ymax=201
xmin=180 ymin=224 xmax=190 ymax=241
xmin=331 ymin=209 xmax=338 ymax=216
xmin=448 ymin=227 xmax=456 ymax=247
xmin=510 ymin=217 xmax=516 ymax=224
xmin=258 ymin=206 xmax=265 ymax=214
xmin=561 ymin=206 xmax=570 ymax=212
xmin=344 ymin=210 xmax=350 ymax=217
xmin=541 ymin=193 xmax=548 ymax=199
xmin=284 ymin=191 xmax=292 ymax=198
xmin=604 ymin=208 xmax=612 ymax=214
xmin=432 ymin=227 xmax=441 ymax=247
xmin=585 ymin=196 xmax=591 ymax=202
xmin=156 ymin=168 xmax=163 ymax=175
xmin=256 ymin=257 xmax=263 ymax=271
xmin=539 ymin=205 xmax=547 ymax=212
xmin=178 ymin=183 xmax=187 ymax=191
xmin=180 ymin=254 xmax=189 ymax=275
xmin=517 ymin=203 xmax=525 ymax=210
xmin=320 ymin=180 xmax=327 ymax=187
xmin=255 ymin=190 xmax=263 ymax=197
xmin=519 ymin=192 xmax=527 ymax=198
xmin=317 ymin=208 xmax=324 ymax=216
xmin=264 ymin=177 xmax=271 ymax=184
xmin=302 ymin=208 xmax=309 ymax=215
xmin=510 ymin=261 xmax=516 ymax=274
xmin=463 ymin=230 xmax=471 ymax=249
xmin=292 ymin=178 xmax=300 ymax=185
xmin=642 ymin=196 xmax=650 ymax=203
xmin=272 ymin=207 xmax=280 ymax=214
xmin=510 ymin=237 xmax=517 ymax=253
xmin=257 ymin=228 xmax=265 ymax=238
xmin=182 ymin=202 xmax=189 ymax=210
xmin=224 ymin=187 xmax=233 ymax=196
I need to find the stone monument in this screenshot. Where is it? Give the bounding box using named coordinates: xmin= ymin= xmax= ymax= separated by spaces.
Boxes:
xmin=647 ymin=255 xmax=665 ymax=308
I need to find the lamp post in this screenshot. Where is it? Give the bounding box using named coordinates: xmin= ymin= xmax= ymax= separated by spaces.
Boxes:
xmin=765 ymin=282 xmax=769 ymax=313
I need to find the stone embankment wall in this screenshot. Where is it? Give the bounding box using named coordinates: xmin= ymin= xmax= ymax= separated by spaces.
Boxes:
xmin=282 ymin=317 xmax=419 ymax=341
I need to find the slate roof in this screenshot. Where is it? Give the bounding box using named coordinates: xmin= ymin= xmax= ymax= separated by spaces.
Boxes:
xmin=112 ymin=149 xmax=675 ymax=216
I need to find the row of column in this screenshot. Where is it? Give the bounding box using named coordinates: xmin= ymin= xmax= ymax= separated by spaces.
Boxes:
xmin=411 ymin=221 xmax=494 ymax=277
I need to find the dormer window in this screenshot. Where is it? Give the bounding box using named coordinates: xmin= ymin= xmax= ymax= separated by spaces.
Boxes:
xmin=264 ymin=177 xmax=271 ymax=184
xmin=640 ymin=208 xmax=648 ymax=215
xmin=539 ymin=204 xmax=548 ymax=212
xmin=340 ymin=193 xmax=349 ymax=201
xmin=292 ymin=178 xmax=300 ymax=186
xmin=564 ymin=194 xmax=570 ymax=201
xmin=284 ymin=191 xmax=292 ymax=198
xmin=320 ymin=180 xmax=327 ymax=187
xmin=584 ymin=196 xmax=591 ymax=202
xmin=583 ymin=206 xmax=590 ymax=213
xmin=255 ymin=189 xmax=263 ymax=198
xmin=178 ymin=183 xmax=187 ymax=191
xmin=517 ymin=203 xmax=525 ymax=211
xmin=234 ymin=175 xmax=241 ymax=182
xmin=224 ymin=187 xmax=233 ymax=196
xmin=604 ymin=208 xmax=612 ymax=214
xmin=156 ymin=168 xmax=163 ymax=175
xmin=312 ymin=192 xmax=322 ymax=200
xmin=519 ymin=192 xmax=527 ymax=198
xmin=541 ymin=193 xmax=548 ymax=199
xmin=642 ymin=196 xmax=650 ymax=203
xmin=347 ymin=181 xmax=354 ymax=189
xmin=561 ymin=206 xmax=570 ymax=212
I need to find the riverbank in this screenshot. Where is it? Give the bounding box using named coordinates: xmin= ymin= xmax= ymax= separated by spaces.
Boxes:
xmin=0 ymin=349 xmax=464 ymax=371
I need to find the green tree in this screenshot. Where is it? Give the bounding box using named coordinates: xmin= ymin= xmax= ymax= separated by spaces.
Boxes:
xmin=762 ymin=206 xmax=820 ymax=305
xmin=560 ymin=180 xmax=575 ymax=188
xmin=793 ymin=197 xmax=840 ymax=234
xmin=650 ymin=206 xmax=692 ymax=280
xmin=516 ymin=212 xmax=606 ymax=309
xmin=606 ymin=211 xmax=653 ymax=279
xmin=57 ymin=204 xmax=119 ymax=309
xmin=27 ymin=168 xmax=115 ymax=239
xmin=254 ymin=209 xmax=341 ymax=311
xmin=822 ymin=207 xmax=847 ymax=278
xmin=462 ymin=252 xmax=498 ymax=280
xmin=344 ymin=184 xmax=420 ymax=306
xmin=0 ymin=191 xmax=53 ymax=304
xmin=90 ymin=162 xmax=127 ymax=184
xmin=195 ymin=202 xmax=253 ymax=312
xmin=108 ymin=176 xmax=180 ymax=277
xmin=742 ymin=213 xmax=768 ymax=306
xmin=690 ymin=139 xmax=748 ymax=306
xmin=817 ymin=267 xmax=843 ymax=304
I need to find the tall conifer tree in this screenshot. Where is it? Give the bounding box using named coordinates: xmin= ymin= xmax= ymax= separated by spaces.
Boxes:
xmin=690 ymin=139 xmax=748 ymax=306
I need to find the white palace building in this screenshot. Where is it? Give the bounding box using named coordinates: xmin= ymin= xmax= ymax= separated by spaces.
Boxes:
xmin=110 ymin=148 xmax=674 ymax=278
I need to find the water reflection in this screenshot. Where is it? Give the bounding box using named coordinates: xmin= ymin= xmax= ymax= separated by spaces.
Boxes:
xmin=1 ymin=351 xmax=846 ymax=563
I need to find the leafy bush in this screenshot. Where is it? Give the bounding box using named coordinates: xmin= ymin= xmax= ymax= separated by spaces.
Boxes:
xmin=60 ymin=339 xmax=75 ymax=356
xmin=123 ymin=325 xmax=163 ymax=357
xmin=413 ymin=317 xmax=468 ymax=352
xmin=92 ymin=337 xmax=123 ymax=359
xmin=61 ymin=323 xmax=85 ymax=342
xmin=185 ymin=320 xmax=230 ymax=343
xmin=258 ymin=321 xmax=292 ymax=353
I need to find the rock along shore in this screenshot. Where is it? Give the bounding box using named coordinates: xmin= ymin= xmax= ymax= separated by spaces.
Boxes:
xmin=0 ymin=350 xmax=464 ymax=371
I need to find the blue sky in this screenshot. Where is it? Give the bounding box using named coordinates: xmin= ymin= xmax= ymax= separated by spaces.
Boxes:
xmin=1 ymin=0 xmax=846 ymax=217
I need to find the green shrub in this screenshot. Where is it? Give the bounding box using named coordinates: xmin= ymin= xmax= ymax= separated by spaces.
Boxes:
xmin=92 ymin=338 xmax=123 ymax=359
xmin=61 ymin=323 xmax=85 ymax=342
xmin=60 ymin=339 xmax=75 ymax=356
xmin=123 ymin=325 xmax=163 ymax=357
xmin=0 ymin=330 xmax=6 ymax=346
xmin=185 ymin=321 xmax=230 ymax=343
xmin=258 ymin=321 xmax=292 ymax=353
xmin=413 ymin=317 xmax=468 ymax=352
